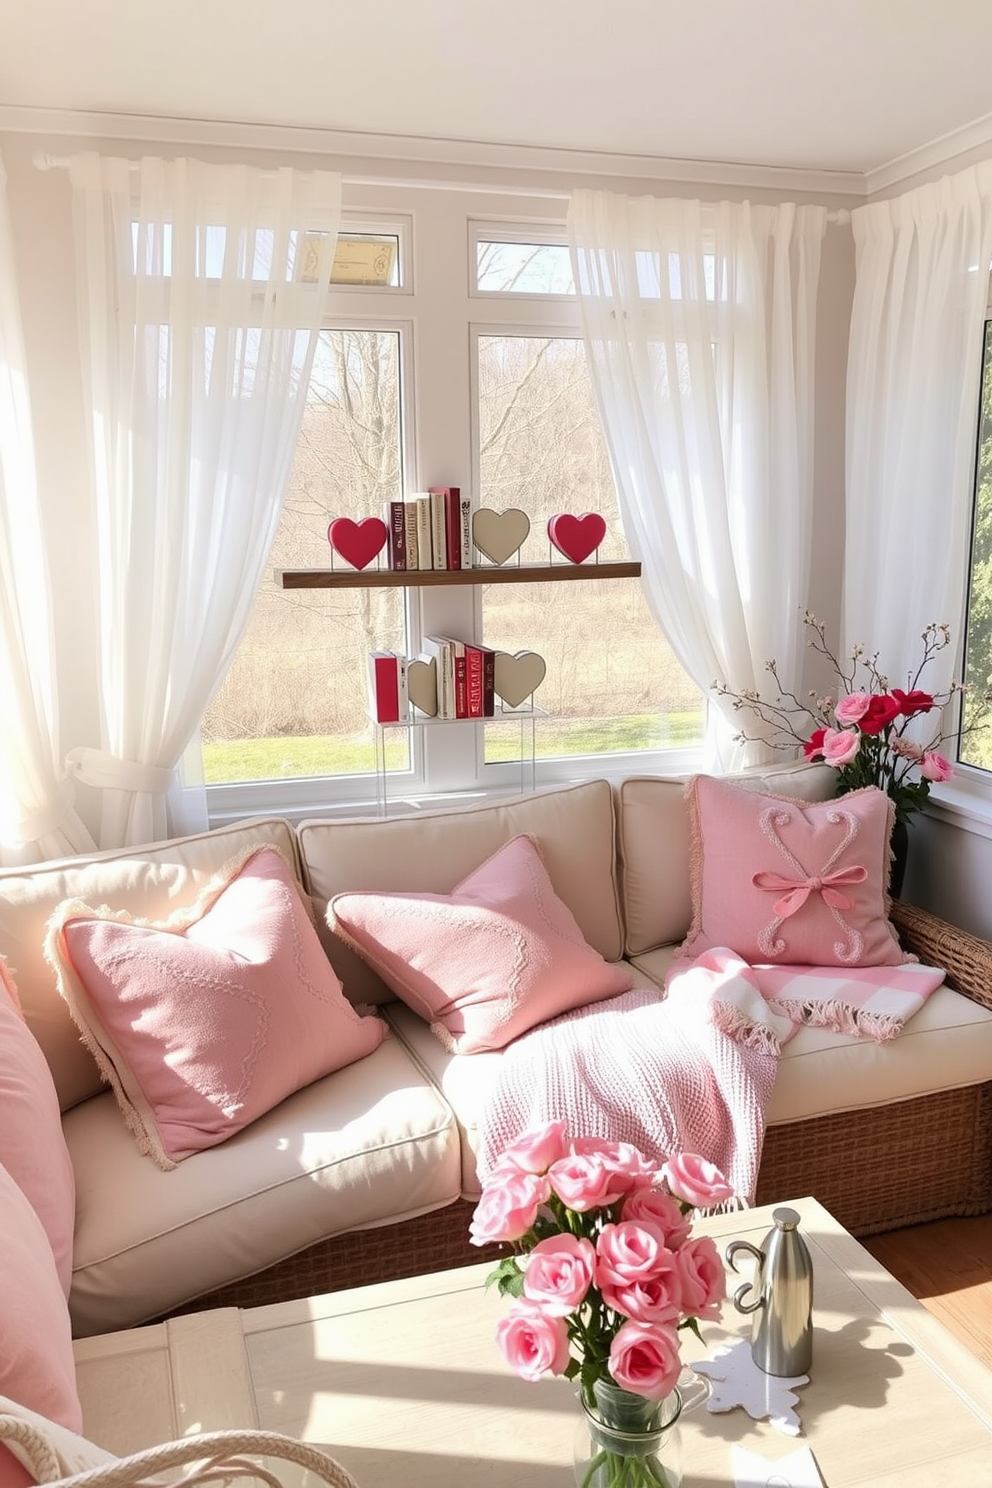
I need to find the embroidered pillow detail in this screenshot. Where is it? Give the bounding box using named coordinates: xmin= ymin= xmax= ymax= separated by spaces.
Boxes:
xmin=678 ymin=776 xmax=909 ymax=968
xmin=749 ymin=797 xmax=872 ymax=961
xmin=45 ymin=846 xmax=385 ymax=1168
xmin=328 ymin=833 xmax=633 ymax=1054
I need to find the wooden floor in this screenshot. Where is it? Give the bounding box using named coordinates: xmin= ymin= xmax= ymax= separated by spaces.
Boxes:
xmin=860 ymin=1213 xmax=992 ymax=1372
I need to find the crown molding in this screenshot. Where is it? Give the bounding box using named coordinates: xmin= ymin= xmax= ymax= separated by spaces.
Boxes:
xmin=866 ymin=110 xmax=992 ymax=196
xmin=0 ymin=105 xmax=866 ymax=202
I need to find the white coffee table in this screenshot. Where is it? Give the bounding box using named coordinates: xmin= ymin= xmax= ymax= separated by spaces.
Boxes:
xmin=75 ymin=1197 xmax=992 ymax=1486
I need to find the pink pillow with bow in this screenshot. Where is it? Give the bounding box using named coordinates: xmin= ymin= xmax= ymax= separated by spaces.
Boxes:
xmin=46 ymin=846 xmax=385 ymax=1168
xmin=678 ymin=776 xmax=909 ymax=968
xmin=328 ymin=833 xmax=633 ymax=1053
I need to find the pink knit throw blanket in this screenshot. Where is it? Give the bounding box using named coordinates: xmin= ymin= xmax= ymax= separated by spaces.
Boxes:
xmin=476 ymin=978 xmax=780 ymax=1203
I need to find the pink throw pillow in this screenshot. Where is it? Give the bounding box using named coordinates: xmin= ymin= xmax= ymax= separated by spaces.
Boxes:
xmin=0 ymin=1161 xmax=81 ymax=1435
xmin=678 ymin=776 xmax=908 ymax=968
xmin=328 ymin=833 xmax=633 ymax=1053
xmin=46 ymin=846 xmax=385 ymax=1168
xmin=0 ymin=1448 xmax=35 ymax=1488
xmin=0 ymin=958 xmax=75 ymax=1295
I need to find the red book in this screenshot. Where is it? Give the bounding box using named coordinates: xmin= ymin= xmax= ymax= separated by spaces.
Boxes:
xmin=448 ymin=638 xmax=467 ymax=717
xmin=367 ymin=651 xmax=401 ymax=723
xmin=385 ymin=501 xmax=406 ymax=571
xmin=464 ymin=643 xmax=485 ymax=718
xmin=430 ymin=486 xmax=462 ymax=571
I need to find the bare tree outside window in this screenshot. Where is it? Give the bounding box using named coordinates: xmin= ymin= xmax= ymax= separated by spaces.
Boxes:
xmin=202 ymin=329 xmax=408 ymax=782
xmin=477 ymin=334 xmax=702 ymax=761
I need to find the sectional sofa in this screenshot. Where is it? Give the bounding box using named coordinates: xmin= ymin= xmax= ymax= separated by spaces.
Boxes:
xmin=3 ymin=764 xmax=992 ymax=1348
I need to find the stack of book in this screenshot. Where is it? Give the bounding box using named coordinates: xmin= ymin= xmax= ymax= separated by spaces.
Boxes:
xmin=422 ymin=636 xmax=496 ymax=720
xmin=366 ymin=651 xmax=410 ymax=724
xmin=384 ymin=487 xmax=473 ymax=572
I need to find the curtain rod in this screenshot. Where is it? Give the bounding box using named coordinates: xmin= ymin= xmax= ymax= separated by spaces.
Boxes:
xmin=31 ymin=153 xmax=852 ymax=221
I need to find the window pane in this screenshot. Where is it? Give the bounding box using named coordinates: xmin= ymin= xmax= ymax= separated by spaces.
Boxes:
xmin=962 ymin=319 xmax=992 ymax=771
xmin=202 ymin=328 xmax=409 ymax=783
xmin=330 ymin=235 xmax=400 ymax=286
xmin=476 ymin=241 xmax=574 ymax=294
xmin=476 ymin=334 xmax=704 ymax=763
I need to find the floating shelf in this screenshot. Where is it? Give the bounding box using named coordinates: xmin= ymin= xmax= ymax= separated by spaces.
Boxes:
xmin=278 ymin=561 xmax=641 ymax=590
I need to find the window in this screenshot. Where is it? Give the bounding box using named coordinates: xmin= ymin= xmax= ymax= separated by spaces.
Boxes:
xmin=202 ymin=326 xmax=410 ymax=787
xmin=198 ymin=194 xmax=704 ymax=821
xmin=962 ymin=318 xmax=992 ymax=772
xmin=476 ymin=332 xmax=700 ymax=764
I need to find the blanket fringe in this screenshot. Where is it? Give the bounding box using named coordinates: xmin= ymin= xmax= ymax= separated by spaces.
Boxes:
xmin=699 ymin=1193 xmax=749 ymax=1218
xmin=770 ymin=996 xmax=902 ymax=1044
xmin=710 ymin=1001 xmax=783 ymax=1058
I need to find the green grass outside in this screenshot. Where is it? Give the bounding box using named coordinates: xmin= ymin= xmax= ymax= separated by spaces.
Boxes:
xmin=202 ymin=710 xmax=705 ymax=783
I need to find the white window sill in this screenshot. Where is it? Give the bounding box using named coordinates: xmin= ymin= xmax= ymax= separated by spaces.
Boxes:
xmin=926 ymin=775 xmax=992 ymax=841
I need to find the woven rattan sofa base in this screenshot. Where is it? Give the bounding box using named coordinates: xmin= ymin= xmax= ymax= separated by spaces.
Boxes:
xmin=157 ymin=1200 xmax=497 ymax=1322
xmin=755 ymin=1079 xmax=992 ymax=1235
xmin=165 ymin=1080 xmax=992 ymax=1322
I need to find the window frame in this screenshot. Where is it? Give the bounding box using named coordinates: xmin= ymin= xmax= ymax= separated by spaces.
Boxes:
xmin=200 ymin=190 xmax=708 ymax=827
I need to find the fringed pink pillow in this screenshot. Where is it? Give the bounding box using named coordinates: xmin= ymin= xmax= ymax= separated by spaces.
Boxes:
xmin=46 ymin=846 xmax=385 ymax=1168
xmin=678 ymin=776 xmax=909 ymax=968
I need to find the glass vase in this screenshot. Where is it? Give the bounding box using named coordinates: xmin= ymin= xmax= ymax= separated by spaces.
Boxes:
xmin=572 ymin=1379 xmax=685 ymax=1488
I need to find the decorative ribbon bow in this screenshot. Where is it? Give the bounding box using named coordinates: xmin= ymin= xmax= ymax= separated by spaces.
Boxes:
xmin=751 ymin=864 xmax=868 ymax=918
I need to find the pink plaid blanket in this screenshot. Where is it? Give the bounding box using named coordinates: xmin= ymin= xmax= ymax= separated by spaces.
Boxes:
xmin=665 ymin=948 xmax=946 ymax=1043
xmin=476 ymin=977 xmax=781 ymax=1202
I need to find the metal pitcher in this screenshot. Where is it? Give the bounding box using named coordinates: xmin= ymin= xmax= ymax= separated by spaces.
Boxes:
xmin=725 ymin=1206 xmax=813 ymax=1376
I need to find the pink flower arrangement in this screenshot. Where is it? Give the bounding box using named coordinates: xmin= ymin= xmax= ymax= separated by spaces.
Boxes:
xmin=713 ymin=614 xmax=978 ymax=825
xmin=471 ymin=1123 xmax=731 ymax=1406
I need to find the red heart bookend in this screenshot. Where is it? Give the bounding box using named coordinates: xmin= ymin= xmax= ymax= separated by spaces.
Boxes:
xmin=547 ymin=512 xmax=607 ymax=564
xmin=327 ymin=517 xmax=388 ymax=570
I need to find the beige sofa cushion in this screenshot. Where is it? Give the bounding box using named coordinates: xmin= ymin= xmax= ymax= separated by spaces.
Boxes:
xmin=616 ymin=763 xmax=836 ymax=958
xmin=64 ymin=1032 xmax=461 ymax=1337
xmin=0 ymin=818 xmax=300 ymax=1111
xmin=298 ymin=779 xmax=623 ymax=1004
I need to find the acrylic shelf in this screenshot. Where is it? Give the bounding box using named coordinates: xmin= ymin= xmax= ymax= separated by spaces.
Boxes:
xmin=371 ymin=703 xmax=547 ymax=727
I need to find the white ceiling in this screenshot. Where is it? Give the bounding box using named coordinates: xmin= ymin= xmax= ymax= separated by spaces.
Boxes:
xmin=2 ymin=0 xmax=992 ymax=185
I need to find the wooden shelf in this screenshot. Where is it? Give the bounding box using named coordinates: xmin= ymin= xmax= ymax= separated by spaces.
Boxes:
xmin=279 ymin=561 xmax=641 ymax=590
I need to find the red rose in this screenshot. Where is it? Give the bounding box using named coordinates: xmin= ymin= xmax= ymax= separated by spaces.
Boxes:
xmin=891 ymin=687 xmax=934 ymax=717
xmin=858 ymin=694 xmax=902 ymax=735
xmin=803 ymin=727 xmax=827 ymax=759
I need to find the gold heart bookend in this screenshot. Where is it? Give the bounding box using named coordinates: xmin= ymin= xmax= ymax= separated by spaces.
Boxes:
xmin=407 ymin=655 xmax=438 ymax=717
xmin=493 ymin=650 xmax=547 ymax=708
xmin=472 ymin=508 xmax=531 ymax=565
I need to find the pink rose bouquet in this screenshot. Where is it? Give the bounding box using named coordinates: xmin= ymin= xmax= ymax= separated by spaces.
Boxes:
xmin=713 ymin=614 xmax=986 ymax=826
xmin=472 ymin=1122 xmax=730 ymax=1454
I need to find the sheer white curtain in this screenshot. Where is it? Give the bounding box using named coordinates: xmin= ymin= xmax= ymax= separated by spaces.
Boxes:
xmin=567 ymin=191 xmax=825 ymax=768
xmin=0 ymin=151 xmax=96 ymax=864
xmin=69 ymin=155 xmax=341 ymax=847
xmin=844 ymin=162 xmax=992 ymax=692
